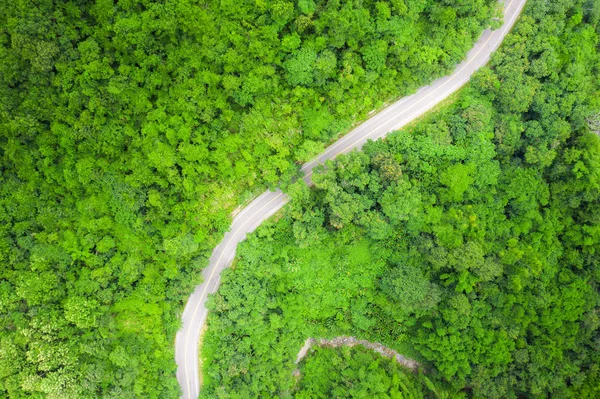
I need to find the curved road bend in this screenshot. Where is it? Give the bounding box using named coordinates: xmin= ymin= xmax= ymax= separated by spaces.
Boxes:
xmin=176 ymin=0 xmax=527 ymax=397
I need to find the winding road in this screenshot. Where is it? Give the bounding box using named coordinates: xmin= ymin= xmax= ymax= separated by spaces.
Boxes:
xmin=175 ymin=0 xmax=527 ymax=397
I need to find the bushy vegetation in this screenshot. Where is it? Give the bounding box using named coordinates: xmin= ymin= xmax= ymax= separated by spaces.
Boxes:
xmin=294 ymin=346 xmax=435 ymax=399
xmin=202 ymin=1 xmax=600 ymax=397
xmin=0 ymin=0 xmax=496 ymax=397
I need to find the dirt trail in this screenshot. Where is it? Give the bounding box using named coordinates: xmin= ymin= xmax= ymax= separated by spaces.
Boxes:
xmin=295 ymin=336 xmax=419 ymax=370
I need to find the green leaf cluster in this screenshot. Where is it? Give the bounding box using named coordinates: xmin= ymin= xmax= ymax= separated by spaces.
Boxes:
xmin=294 ymin=346 xmax=435 ymax=399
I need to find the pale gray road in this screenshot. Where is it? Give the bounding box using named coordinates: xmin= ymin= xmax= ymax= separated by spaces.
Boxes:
xmin=175 ymin=0 xmax=527 ymax=397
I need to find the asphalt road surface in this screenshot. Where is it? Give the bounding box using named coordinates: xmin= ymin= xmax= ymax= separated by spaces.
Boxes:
xmin=175 ymin=0 xmax=527 ymax=397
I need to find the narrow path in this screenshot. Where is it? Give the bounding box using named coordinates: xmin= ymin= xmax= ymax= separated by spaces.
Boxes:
xmin=294 ymin=337 xmax=419 ymax=370
xmin=175 ymin=1 xmax=527 ymax=397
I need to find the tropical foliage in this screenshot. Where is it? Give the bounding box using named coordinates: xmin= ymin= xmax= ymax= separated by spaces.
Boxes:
xmin=294 ymin=346 xmax=440 ymax=399
xmin=0 ymin=0 xmax=496 ymax=397
xmin=202 ymin=1 xmax=600 ymax=397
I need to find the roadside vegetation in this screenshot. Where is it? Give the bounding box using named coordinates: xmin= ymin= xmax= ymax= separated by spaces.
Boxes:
xmin=201 ymin=0 xmax=600 ymax=397
xmin=0 ymin=0 xmax=497 ymax=397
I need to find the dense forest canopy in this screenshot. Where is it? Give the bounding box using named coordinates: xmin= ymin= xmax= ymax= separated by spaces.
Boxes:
xmin=0 ymin=0 xmax=497 ymax=397
xmin=201 ymin=0 xmax=600 ymax=397
xmin=294 ymin=346 xmax=437 ymax=398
